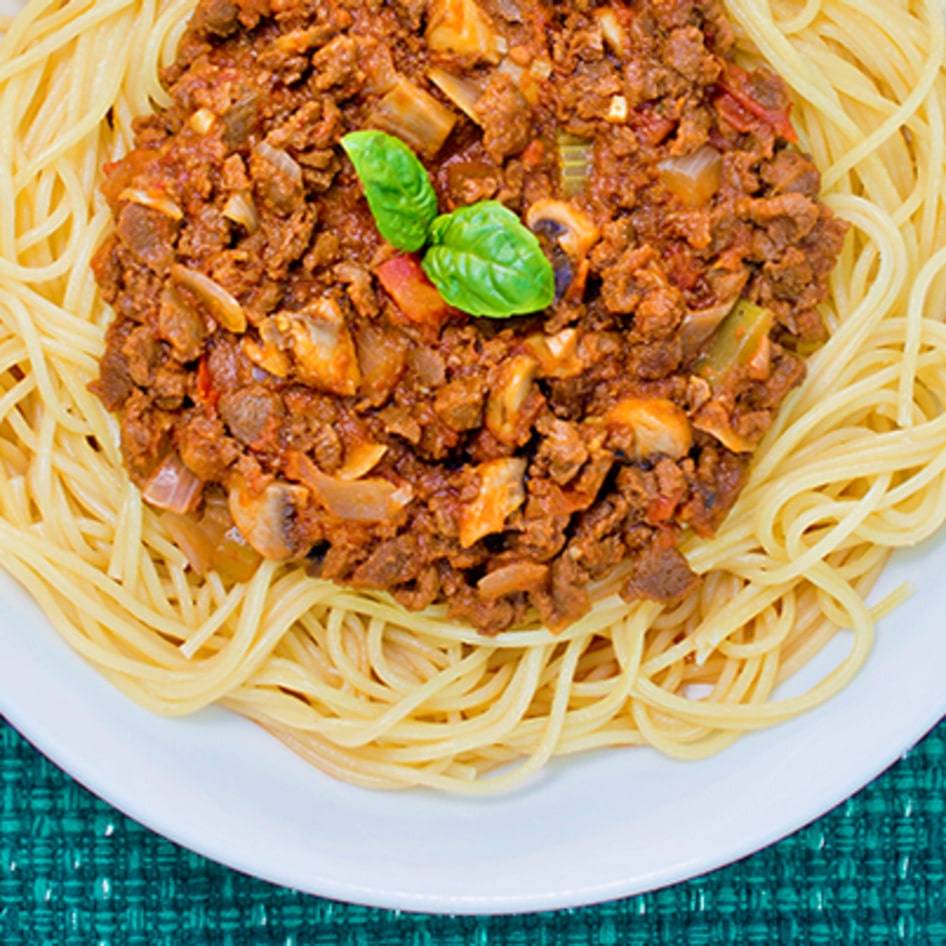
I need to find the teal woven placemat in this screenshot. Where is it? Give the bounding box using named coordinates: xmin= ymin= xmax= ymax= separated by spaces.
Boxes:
xmin=1 ymin=717 xmax=943 ymax=945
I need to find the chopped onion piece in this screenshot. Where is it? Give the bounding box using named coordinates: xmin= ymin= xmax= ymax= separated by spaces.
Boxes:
xmin=189 ymin=107 xmax=216 ymax=134
xmin=361 ymin=43 xmax=400 ymax=95
xmin=212 ymin=526 xmax=263 ymax=583
xmin=252 ymin=139 xmax=303 ymax=186
xmin=160 ymin=510 xmax=217 ymax=575
xmin=595 ymin=8 xmax=629 ymax=56
xmin=496 ymin=56 xmax=541 ymax=105
xmin=478 ymin=561 xmax=548 ymax=600
xmin=292 ymin=453 xmax=413 ymax=522
xmin=493 ymin=0 xmax=523 ymax=20
xmin=117 ymin=187 xmax=183 ymax=220
xmin=354 ymin=321 xmax=410 ymax=404
xmin=658 ymin=145 xmax=722 ymax=208
xmin=428 ymin=66 xmax=483 ymax=123
xmin=198 ymin=496 xmax=262 ymax=582
xmin=143 ymin=453 xmax=203 ymax=513
xmin=496 ymin=57 xmax=523 ymax=83
xmin=336 ymin=442 xmax=388 ymax=480
xmin=606 ymin=95 xmax=628 ymax=123
xmin=170 ymin=264 xmax=247 ymax=333
xmin=427 ymin=0 xmax=505 ymax=64
xmin=222 ymin=191 xmax=260 ymax=233
xmin=368 ymin=78 xmax=457 ymax=159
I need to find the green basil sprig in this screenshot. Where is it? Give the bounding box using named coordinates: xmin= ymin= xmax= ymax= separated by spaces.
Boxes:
xmin=423 ymin=203 xmax=555 ymax=317
xmin=340 ymin=130 xmax=438 ymax=253
xmin=341 ymin=130 xmax=555 ymax=318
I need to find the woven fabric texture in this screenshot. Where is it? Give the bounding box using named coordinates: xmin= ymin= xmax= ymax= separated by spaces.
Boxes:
xmin=1 ymin=717 xmax=943 ymax=945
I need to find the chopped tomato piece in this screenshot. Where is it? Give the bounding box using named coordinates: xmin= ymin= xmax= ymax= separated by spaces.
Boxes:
xmin=374 ymin=254 xmax=459 ymax=330
xmin=712 ymin=63 xmax=798 ymax=144
xmin=632 ymin=104 xmax=677 ymax=146
xmin=520 ymin=138 xmax=546 ymax=170
xmin=195 ymin=355 xmax=217 ymax=406
xmin=646 ymin=492 xmax=678 ymax=524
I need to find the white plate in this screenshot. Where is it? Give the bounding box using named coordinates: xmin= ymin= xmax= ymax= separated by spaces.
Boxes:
xmin=1 ymin=0 xmax=944 ymax=916
xmin=2 ymin=528 xmax=944 ymax=914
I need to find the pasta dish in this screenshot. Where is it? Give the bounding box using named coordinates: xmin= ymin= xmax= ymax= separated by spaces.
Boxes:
xmin=0 ymin=0 xmax=944 ymax=792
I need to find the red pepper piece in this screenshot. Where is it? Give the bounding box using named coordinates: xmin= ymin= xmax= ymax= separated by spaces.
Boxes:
xmin=374 ymin=254 xmax=460 ymax=330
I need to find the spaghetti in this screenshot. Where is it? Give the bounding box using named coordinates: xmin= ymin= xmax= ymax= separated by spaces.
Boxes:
xmin=0 ymin=0 xmax=944 ymax=792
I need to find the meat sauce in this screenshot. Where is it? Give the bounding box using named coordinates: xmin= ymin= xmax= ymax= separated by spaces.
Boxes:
xmin=91 ymin=0 xmax=847 ymax=633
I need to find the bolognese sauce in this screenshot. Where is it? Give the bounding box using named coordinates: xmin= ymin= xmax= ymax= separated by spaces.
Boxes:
xmin=91 ymin=0 xmax=846 ymax=633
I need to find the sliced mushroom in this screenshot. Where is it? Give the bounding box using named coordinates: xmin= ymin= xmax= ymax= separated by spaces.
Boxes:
xmin=274 ymin=297 xmax=361 ymax=396
xmin=485 ymin=354 xmax=538 ymax=445
xmin=228 ymin=477 xmax=310 ymax=561
xmin=523 ymin=327 xmax=585 ymax=379
xmin=242 ymin=334 xmax=291 ymax=379
xmin=525 ymin=199 xmax=600 ymax=300
xmin=692 ymin=401 xmax=756 ymax=454
xmin=604 ymin=398 xmax=693 ymax=461
xmin=525 ymin=200 xmax=599 ymax=260
xmin=459 ymin=457 xmax=527 ymax=548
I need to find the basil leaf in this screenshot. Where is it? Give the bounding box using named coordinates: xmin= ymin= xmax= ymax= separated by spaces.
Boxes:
xmin=341 ymin=130 xmax=438 ymax=252
xmin=422 ymin=202 xmax=556 ymax=318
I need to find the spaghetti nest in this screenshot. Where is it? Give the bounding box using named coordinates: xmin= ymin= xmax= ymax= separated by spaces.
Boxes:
xmin=0 ymin=0 xmax=944 ymax=792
